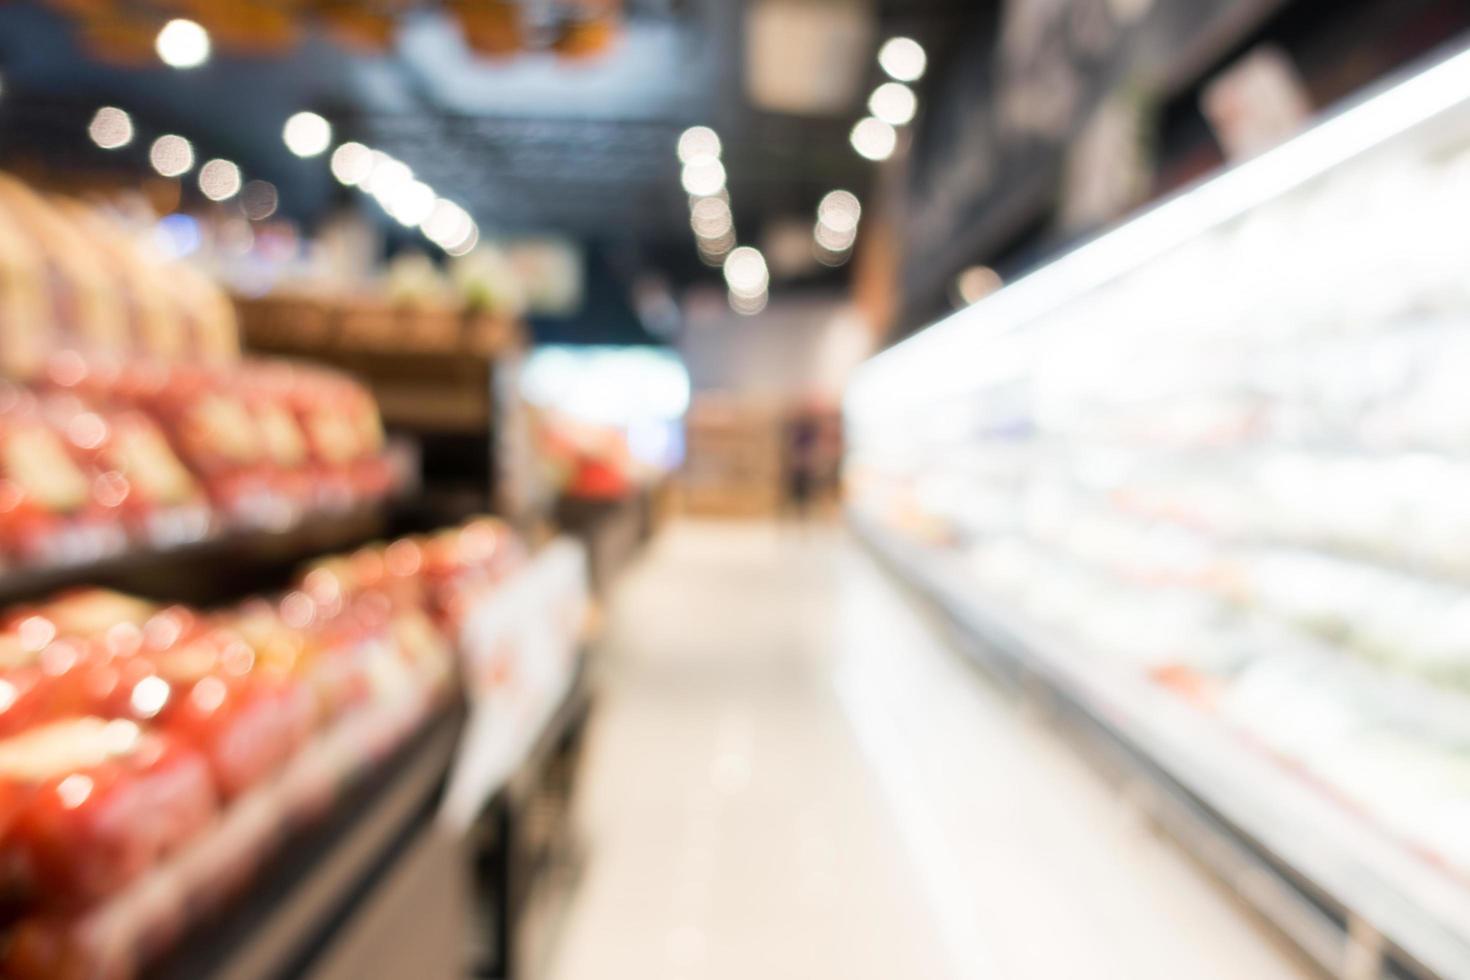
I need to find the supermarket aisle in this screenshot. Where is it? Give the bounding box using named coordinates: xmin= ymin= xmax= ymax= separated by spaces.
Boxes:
xmin=545 ymin=521 xmax=1311 ymax=980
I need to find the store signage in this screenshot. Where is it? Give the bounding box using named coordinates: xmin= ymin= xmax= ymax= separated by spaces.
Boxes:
xmin=440 ymin=538 xmax=590 ymax=830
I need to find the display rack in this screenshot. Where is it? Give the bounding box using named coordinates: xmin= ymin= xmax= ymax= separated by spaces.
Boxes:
xmin=148 ymin=704 xmax=466 ymax=980
xmin=469 ymin=655 xmax=592 ymax=979
xmin=0 ymin=501 xmax=392 ymax=608
xmin=852 ymin=511 xmax=1470 ymax=980
xmin=136 ymin=537 xmax=592 ymax=980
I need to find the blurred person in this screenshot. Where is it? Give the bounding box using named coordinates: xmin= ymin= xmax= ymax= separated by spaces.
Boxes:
xmin=784 ymin=408 xmax=821 ymax=523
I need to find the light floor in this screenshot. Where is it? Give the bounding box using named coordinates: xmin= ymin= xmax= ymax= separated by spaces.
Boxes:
xmin=544 ymin=521 xmax=1313 ymax=980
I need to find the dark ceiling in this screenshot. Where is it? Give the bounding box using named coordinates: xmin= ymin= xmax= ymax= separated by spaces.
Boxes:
xmin=0 ymin=1 xmax=979 ymax=293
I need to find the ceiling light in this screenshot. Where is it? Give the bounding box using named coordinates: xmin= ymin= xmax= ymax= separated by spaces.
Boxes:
xmin=198 ymin=159 xmax=242 ymax=201
xmin=869 ymin=82 xmax=917 ymax=126
xmin=813 ymin=243 xmax=851 ymax=268
xmin=424 ymin=199 xmax=472 ymax=246
xmin=850 ymin=117 xmax=897 ymax=161
xmin=88 ymin=107 xmax=134 ymax=150
xmin=681 ymin=157 xmax=726 ymax=197
xmin=148 ymin=135 xmax=194 ymax=177
xmin=677 ymin=126 xmax=722 ymax=165
xmin=445 ymin=222 xmax=479 ymax=257
xmin=816 ymin=190 xmax=861 ymax=234
xmin=729 ymin=289 xmax=768 ymax=316
xmin=283 ymin=111 xmax=332 ymax=158
xmin=330 ymin=142 xmax=373 ymax=185
xmin=814 ymin=221 xmax=856 ymax=253
xmin=723 ymin=246 xmax=769 ymax=298
xmin=240 ymin=180 xmax=279 ymax=220
xmin=388 ymin=179 xmax=436 ymax=227
xmin=878 ymin=37 xmax=925 ymax=82
xmin=697 ymin=231 xmax=736 ymax=261
xmin=364 ymin=156 xmax=412 ymax=199
xmin=156 ymin=19 xmax=210 ymax=69
xmin=698 ymin=228 xmax=736 ymax=248
xmin=690 ymin=196 xmax=733 ymax=239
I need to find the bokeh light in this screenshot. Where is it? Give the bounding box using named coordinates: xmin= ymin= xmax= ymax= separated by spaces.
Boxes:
xmin=388 ymin=179 xmax=436 ymax=227
xmin=816 ymin=190 xmax=861 ymax=234
xmin=283 ymin=112 xmax=333 ymax=158
xmin=198 ymin=159 xmax=242 ymax=201
xmin=149 ymin=135 xmax=195 ymax=177
xmin=331 ymin=142 xmax=373 ymax=185
xmin=156 ymin=19 xmax=211 ymax=69
xmin=690 ymin=196 xmax=734 ymax=239
xmin=681 ymin=157 xmax=727 ymax=197
xmin=723 ymin=246 xmax=769 ymax=298
xmin=240 ymin=180 xmax=279 ymax=220
xmin=850 ymin=117 xmax=897 ymax=161
xmin=955 ymin=265 xmax=1003 ymax=305
xmin=88 ymin=107 xmax=134 ymax=150
xmin=424 ymin=199 xmax=473 ymax=247
xmin=878 ymin=37 xmax=926 ymax=82
xmin=869 ymin=82 xmax=918 ymax=126
xmin=729 ymin=288 xmax=768 ymax=316
xmin=677 ymin=126 xmax=722 ymax=165
xmin=445 ymin=222 xmax=480 ymax=257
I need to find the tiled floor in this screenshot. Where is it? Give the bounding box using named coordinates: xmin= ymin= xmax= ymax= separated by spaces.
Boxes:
xmin=543 ymin=521 xmax=1312 ymax=980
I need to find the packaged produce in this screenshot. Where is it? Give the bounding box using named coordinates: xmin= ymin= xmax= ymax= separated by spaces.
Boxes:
xmin=44 ymin=394 xmax=212 ymax=549
xmin=0 ymin=388 xmax=126 ymax=566
xmin=111 ymin=626 xmax=317 ymax=799
xmin=0 ymin=718 xmax=215 ymax=909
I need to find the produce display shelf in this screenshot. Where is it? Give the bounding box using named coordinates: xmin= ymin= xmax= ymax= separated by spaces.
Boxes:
xmin=149 ymin=702 xmax=466 ymax=980
xmin=499 ymin=651 xmax=591 ymax=811
xmin=0 ymin=501 xmax=391 ymax=608
xmin=850 ymin=509 xmax=1470 ymax=980
xmin=243 ymin=347 xmax=505 ymax=436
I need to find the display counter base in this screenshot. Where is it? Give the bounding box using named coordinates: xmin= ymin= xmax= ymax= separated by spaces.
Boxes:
xmin=850 ymin=511 xmax=1470 ymax=980
xmin=467 ymin=656 xmax=592 ymax=980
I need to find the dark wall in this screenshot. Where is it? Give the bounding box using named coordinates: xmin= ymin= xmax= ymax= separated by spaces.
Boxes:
xmin=894 ymin=0 xmax=1470 ymax=335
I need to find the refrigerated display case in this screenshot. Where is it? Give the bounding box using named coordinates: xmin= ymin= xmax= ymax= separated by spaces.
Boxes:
xmin=846 ymin=40 xmax=1470 ymax=980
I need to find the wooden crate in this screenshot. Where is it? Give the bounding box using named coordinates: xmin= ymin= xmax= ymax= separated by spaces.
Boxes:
xmin=236 ymin=293 xmax=334 ymax=351
xmin=464 ymin=312 xmax=521 ymax=356
xmin=336 ymin=296 xmax=401 ymax=351
xmin=235 ymin=293 xmax=522 ymax=358
xmin=393 ymin=306 xmax=457 ymax=352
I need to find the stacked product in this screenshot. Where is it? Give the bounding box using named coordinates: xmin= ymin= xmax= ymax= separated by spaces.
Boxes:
xmin=235 ymin=247 xmax=530 ymax=358
xmin=0 ymin=172 xmax=399 ymax=569
xmin=0 ymin=174 xmax=239 ymax=377
xmin=0 ymin=354 xmax=394 ymax=569
xmin=0 ymin=517 xmax=527 ymax=979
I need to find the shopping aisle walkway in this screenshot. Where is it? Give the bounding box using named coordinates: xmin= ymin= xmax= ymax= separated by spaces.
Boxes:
xmin=545 ymin=521 xmax=1312 ymax=980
